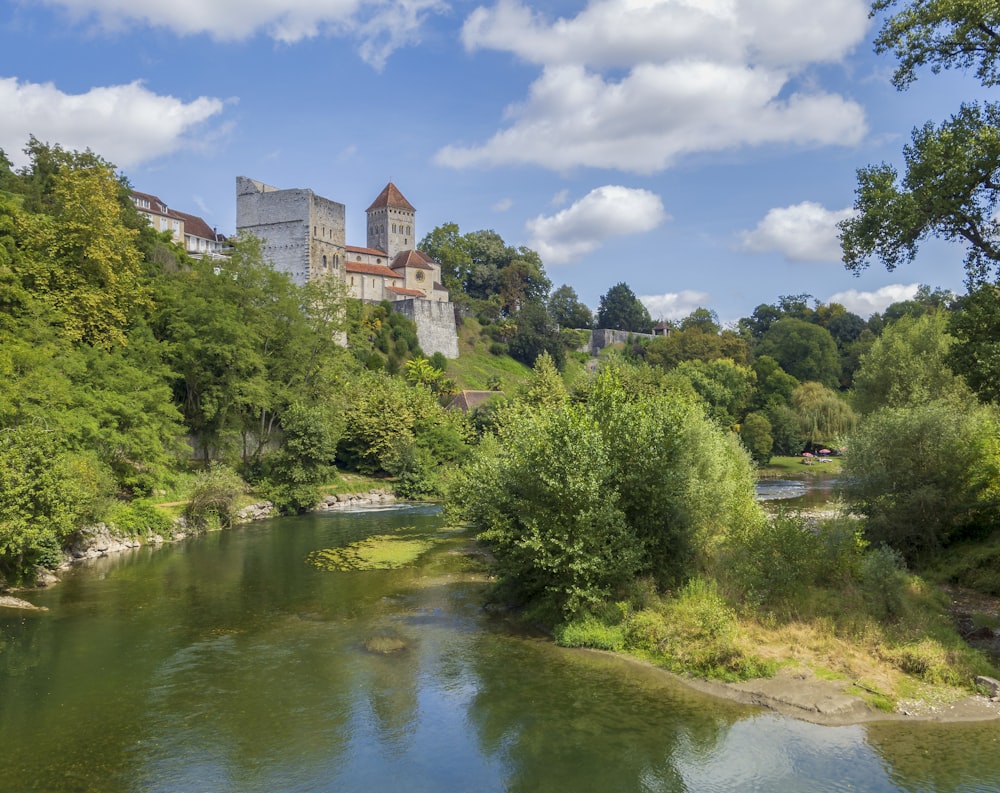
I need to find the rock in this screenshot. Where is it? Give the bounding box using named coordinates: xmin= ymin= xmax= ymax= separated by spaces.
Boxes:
xmin=975 ymin=676 xmax=1000 ymax=697
xmin=0 ymin=595 xmax=48 ymax=612
xmin=34 ymin=567 xmax=60 ymax=588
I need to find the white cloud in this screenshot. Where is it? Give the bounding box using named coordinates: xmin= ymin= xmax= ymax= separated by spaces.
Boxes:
xmin=492 ymin=197 xmax=513 ymax=211
xmin=526 ymin=185 xmax=667 ymax=264
xmin=550 ymin=188 xmax=569 ymax=207
xmin=826 ymin=284 xmax=921 ymax=317
xmin=0 ymin=77 xmax=225 ymax=169
xmin=640 ymin=290 xmax=711 ymax=322
xmin=462 ymin=0 xmax=868 ymax=69
xmin=438 ymin=0 xmax=869 ymax=171
xmin=739 ymin=201 xmax=857 ymax=262
xmin=34 ymin=0 xmax=446 ymax=68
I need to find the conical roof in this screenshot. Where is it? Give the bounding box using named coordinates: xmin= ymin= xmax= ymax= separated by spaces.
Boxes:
xmin=366 ymin=182 xmax=415 ymax=212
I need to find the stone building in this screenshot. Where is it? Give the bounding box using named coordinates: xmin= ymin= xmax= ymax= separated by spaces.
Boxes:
xmin=235 ymin=177 xmax=457 ymax=357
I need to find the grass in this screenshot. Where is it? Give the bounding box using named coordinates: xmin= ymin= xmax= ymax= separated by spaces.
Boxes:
xmin=759 ymin=455 xmax=843 ymax=477
xmin=923 ymin=531 xmax=1000 ymax=596
xmin=444 ymin=317 xmax=534 ymax=392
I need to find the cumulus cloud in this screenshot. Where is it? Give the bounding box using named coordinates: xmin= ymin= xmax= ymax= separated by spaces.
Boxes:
xmin=0 ymin=77 xmax=225 ymax=169
xmin=739 ymin=201 xmax=857 ymax=262
xmin=437 ymin=0 xmax=870 ymax=171
xmin=525 ymin=185 xmax=667 ymax=264
xmin=826 ymin=284 xmax=920 ymax=317
xmin=640 ymin=290 xmax=711 ymax=322
xmin=34 ymin=0 xmax=446 ymax=68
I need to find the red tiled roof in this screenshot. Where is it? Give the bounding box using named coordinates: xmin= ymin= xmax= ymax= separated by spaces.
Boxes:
xmin=389 ymin=249 xmax=434 ymax=270
xmin=386 ymin=285 xmax=427 ymax=297
xmin=345 ymin=261 xmax=399 ymax=278
xmin=366 ymin=182 xmax=415 ymax=213
xmin=346 ymin=245 xmax=387 ymax=257
xmin=173 ymin=209 xmax=222 ymax=242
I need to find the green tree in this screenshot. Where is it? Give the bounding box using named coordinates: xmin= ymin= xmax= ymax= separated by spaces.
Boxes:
xmin=792 ymin=382 xmax=857 ymax=449
xmin=739 ymin=412 xmax=774 ymax=465
xmin=844 ymin=400 xmax=1000 ymax=562
xmin=668 ymin=358 xmax=756 ymax=427
xmin=852 ymin=311 xmax=970 ymax=414
xmin=548 ymin=284 xmax=593 ymax=328
xmin=13 ymin=147 xmax=148 ymax=347
xmin=596 ymin=282 xmax=653 ymax=333
xmin=841 ymin=3 xmax=1000 ymax=284
xmin=755 ymin=318 xmax=841 ymax=389
xmin=948 ymin=283 xmax=1000 ymax=404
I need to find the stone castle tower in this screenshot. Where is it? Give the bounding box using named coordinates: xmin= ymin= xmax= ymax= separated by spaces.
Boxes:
xmin=366 ymin=182 xmax=415 ymax=261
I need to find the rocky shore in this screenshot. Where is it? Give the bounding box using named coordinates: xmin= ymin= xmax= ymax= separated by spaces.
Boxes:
xmin=4 ymin=489 xmax=400 ymax=594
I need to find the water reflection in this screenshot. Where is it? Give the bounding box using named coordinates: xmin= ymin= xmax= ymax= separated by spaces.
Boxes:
xmin=1 ymin=507 xmax=998 ymax=793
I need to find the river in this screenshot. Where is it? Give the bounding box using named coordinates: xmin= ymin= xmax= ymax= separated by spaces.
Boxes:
xmin=1 ymin=505 xmax=999 ymax=792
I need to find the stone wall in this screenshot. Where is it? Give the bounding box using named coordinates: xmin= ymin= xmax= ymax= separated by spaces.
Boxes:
xmin=236 ymin=176 xmax=346 ymax=286
xmin=393 ymin=298 xmax=460 ymax=358
xmin=579 ymin=328 xmax=655 ymax=355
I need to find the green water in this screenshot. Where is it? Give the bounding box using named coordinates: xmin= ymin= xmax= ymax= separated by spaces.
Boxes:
xmin=2 ymin=506 xmax=999 ymax=792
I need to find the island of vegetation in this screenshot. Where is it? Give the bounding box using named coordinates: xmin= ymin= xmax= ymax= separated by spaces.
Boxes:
xmin=3 ymin=0 xmax=1000 ymax=723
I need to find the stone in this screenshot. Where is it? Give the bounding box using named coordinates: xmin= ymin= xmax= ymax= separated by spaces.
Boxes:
xmin=975 ymin=676 xmax=1000 ymax=697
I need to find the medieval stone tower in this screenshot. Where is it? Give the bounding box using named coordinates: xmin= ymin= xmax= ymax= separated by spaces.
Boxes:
xmin=366 ymin=182 xmax=415 ymax=261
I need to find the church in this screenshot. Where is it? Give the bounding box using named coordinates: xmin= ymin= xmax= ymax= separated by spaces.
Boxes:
xmin=235 ymin=177 xmax=458 ymax=357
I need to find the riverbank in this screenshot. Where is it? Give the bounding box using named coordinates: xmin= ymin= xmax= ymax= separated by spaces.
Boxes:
xmin=1 ymin=489 xmax=401 ymax=595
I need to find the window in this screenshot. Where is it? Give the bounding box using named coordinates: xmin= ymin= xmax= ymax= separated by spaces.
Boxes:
xmin=322 ymin=255 xmax=327 ymax=268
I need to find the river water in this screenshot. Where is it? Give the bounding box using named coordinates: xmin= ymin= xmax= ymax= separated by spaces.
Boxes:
xmin=2 ymin=505 xmax=999 ymax=792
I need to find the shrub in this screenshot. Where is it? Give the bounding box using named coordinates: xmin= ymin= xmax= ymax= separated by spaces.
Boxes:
xmin=184 ymin=464 xmax=247 ymax=531
xmin=106 ymin=500 xmax=175 ymax=538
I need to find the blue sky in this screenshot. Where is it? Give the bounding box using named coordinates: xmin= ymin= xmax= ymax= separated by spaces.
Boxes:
xmin=0 ymin=0 xmax=984 ymax=324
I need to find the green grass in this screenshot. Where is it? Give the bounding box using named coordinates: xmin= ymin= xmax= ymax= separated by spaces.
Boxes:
xmin=444 ymin=317 xmax=534 ymax=392
xmin=759 ymin=455 xmax=843 ymax=477
xmin=924 ymin=532 xmax=1000 ymax=596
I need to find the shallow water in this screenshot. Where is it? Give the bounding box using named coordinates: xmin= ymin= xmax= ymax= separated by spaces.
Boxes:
xmin=2 ymin=506 xmax=998 ymax=792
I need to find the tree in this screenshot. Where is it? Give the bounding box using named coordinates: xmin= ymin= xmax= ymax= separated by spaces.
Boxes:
xmin=668 ymin=359 xmax=755 ymax=427
xmin=872 ymin=0 xmax=1000 ymax=90
xmin=548 ymin=284 xmax=593 ymax=329
xmin=852 ymin=311 xmax=971 ymax=414
xmin=841 ymin=2 xmax=1000 ymax=284
xmin=948 ymin=283 xmax=1000 ymax=404
xmin=740 ymin=412 xmax=774 ymax=465
xmin=596 ymin=282 xmax=653 ymax=332
xmin=755 ymin=318 xmax=841 ymax=389
xmin=844 ymin=400 xmax=1000 ymax=562
xmin=792 ymin=382 xmax=857 ymax=449
xmin=13 ymin=145 xmax=149 ymax=347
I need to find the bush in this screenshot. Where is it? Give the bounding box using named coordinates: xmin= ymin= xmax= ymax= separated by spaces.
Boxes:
xmin=106 ymin=500 xmax=175 ymax=538
xmin=489 ymin=342 xmax=507 ymax=356
xmin=184 ymin=464 xmax=247 ymax=531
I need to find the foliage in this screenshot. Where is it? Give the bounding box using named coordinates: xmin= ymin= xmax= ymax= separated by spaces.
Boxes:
xmin=9 ymin=142 xmax=148 ymax=348
xmin=183 ymin=464 xmax=247 ymax=531
xmin=948 ymin=283 xmax=1000 ymax=404
xmin=259 ymin=402 xmax=340 ymax=513
xmin=668 ymin=358 xmax=755 ymax=427
xmin=791 ymin=382 xmax=857 ymax=449
xmin=739 ymin=412 xmax=773 ymax=465
xmin=548 ymin=283 xmax=593 ymax=328
xmin=449 ymin=403 xmax=642 ymax=622
xmin=0 ymin=426 xmax=112 ymax=583
xmin=519 ymin=351 xmax=568 ymax=409
xmin=844 ymin=400 xmax=1000 ymax=562
xmin=843 ymin=4 xmax=1000 ymax=283
xmin=105 ymin=500 xmax=175 ymax=538
xmin=755 ymin=318 xmax=841 ymax=389
xmin=852 ymin=311 xmax=970 ymax=414
xmin=449 ymin=360 xmax=761 ymax=622
xmin=596 ymin=282 xmax=653 ymax=333
xmin=872 ymin=0 xmax=1000 ymax=90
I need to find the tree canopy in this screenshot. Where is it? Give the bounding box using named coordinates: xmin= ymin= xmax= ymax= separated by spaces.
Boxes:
xmin=596 ymin=282 xmax=653 ymax=333
xmin=841 ymin=2 xmax=1000 ymax=284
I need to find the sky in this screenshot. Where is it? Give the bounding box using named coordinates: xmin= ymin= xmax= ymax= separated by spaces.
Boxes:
xmin=0 ymin=0 xmax=986 ymax=325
